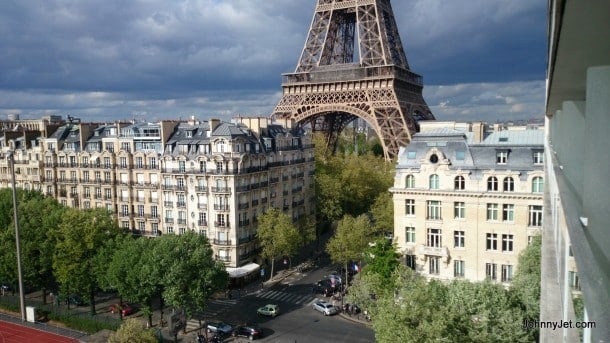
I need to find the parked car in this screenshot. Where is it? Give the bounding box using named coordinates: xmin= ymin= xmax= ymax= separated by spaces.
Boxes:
xmin=66 ymin=294 xmax=87 ymax=306
xmin=312 ymin=300 xmax=338 ymax=316
xmin=257 ymin=304 xmax=279 ymax=317
xmin=110 ymin=302 xmax=135 ymax=316
xmin=233 ymin=324 xmax=263 ymax=340
xmin=206 ymin=321 xmax=233 ymax=335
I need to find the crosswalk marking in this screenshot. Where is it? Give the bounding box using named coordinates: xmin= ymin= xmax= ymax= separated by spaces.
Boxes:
xmin=255 ymin=290 xmax=314 ymax=305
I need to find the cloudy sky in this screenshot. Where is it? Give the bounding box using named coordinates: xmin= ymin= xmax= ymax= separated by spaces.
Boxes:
xmin=0 ymin=0 xmax=547 ymax=123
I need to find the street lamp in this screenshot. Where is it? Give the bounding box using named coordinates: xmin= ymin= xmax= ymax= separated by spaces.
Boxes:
xmin=7 ymin=150 xmax=26 ymax=321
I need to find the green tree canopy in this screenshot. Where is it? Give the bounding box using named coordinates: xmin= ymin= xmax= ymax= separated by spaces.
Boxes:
xmin=156 ymin=232 xmax=228 ymax=329
xmin=107 ymin=318 xmax=157 ymax=343
xmin=326 ymin=214 xmax=372 ymax=284
xmin=52 ymin=207 xmax=122 ymax=315
xmin=362 ymin=238 xmax=400 ymax=287
xmin=257 ymin=208 xmax=301 ymax=279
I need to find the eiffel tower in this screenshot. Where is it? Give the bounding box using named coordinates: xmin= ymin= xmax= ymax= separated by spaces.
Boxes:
xmin=272 ymin=0 xmax=435 ymax=159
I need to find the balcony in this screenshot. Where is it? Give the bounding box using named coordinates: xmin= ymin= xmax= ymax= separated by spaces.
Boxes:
xmin=212 ymin=239 xmax=232 ymax=246
xmin=211 ymin=187 xmax=231 ymax=193
xmin=238 ymin=235 xmax=256 ymax=244
xmin=269 ymin=177 xmax=279 ymax=184
xmin=251 ymin=199 xmax=259 ymax=206
xmin=214 ymin=204 xmax=230 ymax=211
xmin=417 ymin=245 xmax=450 ymax=262
xmin=216 ymin=255 xmax=231 ymax=262
xmin=177 ymin=202 xmax=186 ymax=208
xmin=196 ymin=186 xmax=207 ymax=192
xmin=214 ymin=221 xmax=230 ymax=228
xmin=164 ymin=201 xmax=174 ymax=208
xmin=238 ymin=219 xmax=250 ymax=228
xmin=197 ymin=203 xmax=207 ymax=210
xmin=198 ymin=220 xmax=208 ymax=227
xmin=236 ymin=185 xmax=250 ymax=192
xmin=177 ymin=218 xmax=187 ymax=225
xmin=238 ymin=203 xmax=249 ymax=210
xmin=165 ymin=218 xmax=174 ymax=224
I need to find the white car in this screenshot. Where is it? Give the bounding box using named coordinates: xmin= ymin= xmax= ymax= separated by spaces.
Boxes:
xmin=312 ymin=300 xmax=338 ymax=316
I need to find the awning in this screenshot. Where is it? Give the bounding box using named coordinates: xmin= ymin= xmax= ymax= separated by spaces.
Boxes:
xmin=226 ymin=263 xmax=260 ymax=278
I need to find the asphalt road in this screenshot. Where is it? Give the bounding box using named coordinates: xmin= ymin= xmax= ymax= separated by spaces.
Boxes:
xmin=200 ymin=262 xmax=375 ymax=343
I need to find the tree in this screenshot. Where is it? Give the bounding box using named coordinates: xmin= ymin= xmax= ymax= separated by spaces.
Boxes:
xmin=510 ymin=235 xmax=541 ymax=341
xmin=326 ymin=214 xmax=371 ymax=287
xmin=257 ymin=208 xmax=301 ymax=280
xmin=52 ymin=207 xmax=122 ymax=315
xmin=156 ymin=232 xmax=228 ymax=331
xmin=369 ymin=192 xmax=394 ymax=237
xmin=362 ymin=238 xmax=400 ymax=287
xmin=0 ymin=190 xmax=64 ymax=302
xmin=107 ymin=318 xmax=157 ymax=343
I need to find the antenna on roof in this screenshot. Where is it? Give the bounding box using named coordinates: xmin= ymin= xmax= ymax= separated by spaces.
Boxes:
xmin=67 ymin=115 xmax=81 ymax=124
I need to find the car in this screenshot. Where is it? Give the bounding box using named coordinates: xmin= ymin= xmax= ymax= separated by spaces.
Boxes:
xmin=312 ymin=300 xmax=338 ymax=316
xmin=256 ymin=304 xmax=279 ymax=317
xmin=66 ymin=294 xmax=87 ymax=306
xmin=206 ymin=321 xmax=233 ymax=335
xmin=110 ymin=302 xmax=135 ymax=316
xmin=233 ymin=324 xmax=263 ymax=340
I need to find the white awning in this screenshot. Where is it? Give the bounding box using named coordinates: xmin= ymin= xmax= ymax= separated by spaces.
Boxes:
xmin=226 ymin=263 xmax=260 ymax=278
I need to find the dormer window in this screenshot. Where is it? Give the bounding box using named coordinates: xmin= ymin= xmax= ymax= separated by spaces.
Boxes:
xmin=186 ymin=131 xmax=193 ymax=138
xmin=496 ymin=150 xmax=508 ymax=164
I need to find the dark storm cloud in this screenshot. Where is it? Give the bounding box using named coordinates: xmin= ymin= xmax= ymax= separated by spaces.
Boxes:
xmin=0 ymin=0 xmax=547 ymax=121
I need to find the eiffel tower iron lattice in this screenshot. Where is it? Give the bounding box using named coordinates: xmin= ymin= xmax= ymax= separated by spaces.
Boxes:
xmin=272 ymin=0 xmax=435 ymax=159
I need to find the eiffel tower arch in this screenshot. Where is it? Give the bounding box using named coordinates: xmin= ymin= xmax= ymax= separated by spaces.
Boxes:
xmin=272 ymin=0 xmax=435 ymax=159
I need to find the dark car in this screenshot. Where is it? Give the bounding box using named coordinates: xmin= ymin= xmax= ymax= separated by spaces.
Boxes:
xmin=233 ymin=324 xmax=263 ymax=340
xmin=66 ymin=294 xmax=87 ymax=306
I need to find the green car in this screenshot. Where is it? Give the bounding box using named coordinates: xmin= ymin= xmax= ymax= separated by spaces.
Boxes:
xmin=257 ymin=304 xmax=280 ymax=317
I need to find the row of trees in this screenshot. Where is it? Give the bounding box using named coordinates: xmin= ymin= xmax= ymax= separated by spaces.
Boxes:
xmin=0 ymin=188 xmax=227 ymax=329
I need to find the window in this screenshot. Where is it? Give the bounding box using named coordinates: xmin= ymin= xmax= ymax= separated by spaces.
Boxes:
xmin=405 ymin=227 xmax=416 ymax=243
xmin=179 ymin=161 xmax=186 ymax=173
xmin=135 ymin=157 xmax=143 ymax=168
xmin=405 ymin=174 xmax=415 ymax=189
xmin=121 ymin=205 xmax=129 ymax=216
xmin=137 ymin=205 xmax=144 ymax=217
xmin=120 ymin=157 xmax=127 ymax=168
xmin=149 ymin=157 xmax=157 ymax=169
xmin=454 ymin=260 xmax=465 ymax=278
xmin=529 ymin=205 xmax=543 ymax=226
xmin=121 ymin=142 xmax=130 ymax=152
xmin=454 ymin=176 xmax=465 ymax=190
xmin=454 ymin=230 xmax=465 ymax=248
xmin=503 ymin=177 xmax=514 ymax=192
xmin=454 ymin=202 xmax=465 ymax=219
xmin=502 ymin=204 xmax=514 ymax=222
xmin=429 ymin=256 xmax=440 ymax=275
xmin=486 ymin=263 xmax=497 ymax=280
xmin=429 ymin=174 xmax=439 ymax=189
xmin=426 ymin=200 xmax=441 ymax=220
xmin=407 ymin=151 xmax=416 ymax=159
xmin=405 ymin=199 xmax=415 ymax=216
xmin=151 ymin=205 xmax=158 ymax=218
xmin=533 ymin=151 xmax=544 ymax=164
xmin=532 ymin=177 xmax=544 ymax=193
xmin=486 ymin=233 xmax=498 ymax=250
xmin=405 ymin=255 xmax=416 ymax=270
xmin=487 ymin=177 xmax=499 ymax=191
xmin=427 ymin=228 xmax=442 ymax=248
xmin=486 ymin=203 xmax=499 ymax=221
xmin=496 ymin=150 xmax=508 ymax=164
xmin=502 ymin=234 xmax=514 ymax=252
xmin=501 ymin=265 xmax=513 ymax=282
xmin=455 ymin=151 xmax=465 ymax=160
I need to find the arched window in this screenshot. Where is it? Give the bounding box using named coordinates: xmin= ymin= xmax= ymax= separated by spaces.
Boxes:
xmin=503 ymin=177 xmax=514 ymax=192
xmin=454 ymin=176 xmax=465 ymax=190
xmin=532 ymin=177 xmax=544 ymax=193
xmin=406 ymin=174 xmax=415 ymax=189
xmin=487 ymin=177 xmax=499 ymax=191
xmin=429 ymin=174 xmax=439 ymax=189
